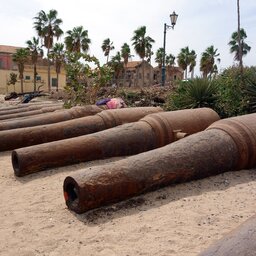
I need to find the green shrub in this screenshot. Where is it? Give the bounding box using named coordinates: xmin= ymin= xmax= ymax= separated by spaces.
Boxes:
xmin=166 ymin=78 xmax=218 ymax=110
xmin=213 ymin=66 xmax=256 ymax=117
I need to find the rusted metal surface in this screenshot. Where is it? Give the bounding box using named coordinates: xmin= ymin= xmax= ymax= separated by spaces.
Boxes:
xmin=0 ymin=105 xmax=64 ymax=120
xmin=63 ymin=129 xmax=238 ymax=213
xmin=0 ymin=103 xmax=63 ymax=116
xmin=6 ymin=107 xmax=162 ymax=153
xmin=198 ymin=214 xmax=256 ymax=256
xmin=12 ymin=108 xmax=219 ymax=176
xmin=0 ymin=105 xmax=102 ymax=131
xmin=207 ymin=113 xmax=256 ymax=170
xmin=63 ymin=113 xmax=256 ymax=213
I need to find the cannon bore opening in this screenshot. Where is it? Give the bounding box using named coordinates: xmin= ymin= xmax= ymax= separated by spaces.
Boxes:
xmin=63 ymin=180 xmax=81 ymax=212
xmin=12 ymin=151 xmax=21 ymax=176
xmin=65 ymin=183 xmax=78 ymax=202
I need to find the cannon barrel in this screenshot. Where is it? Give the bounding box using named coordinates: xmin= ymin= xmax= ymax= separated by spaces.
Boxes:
xmin=0 ymin=101 xmax=52 ymax=112
xmin=63 ymin=113 xmax=256 ymax=213
xmin=198 ymin=214 xmax=256 ymax=256
xmin=0 ymin=102 xmax=63 ymax=116
xmin=0 ymin=104 xmax=64 ymax=120
xmin=7 ymin=107 xmax=161 ymax=153
xmin=12 ymin=108 xmax=219 ymax=176
xmin=0 ymin=105 xmax=102 ymax=131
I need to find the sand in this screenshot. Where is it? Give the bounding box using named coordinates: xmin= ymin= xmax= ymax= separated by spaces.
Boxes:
xmin=0 ymin=150 xmax=255 ymax=256
xmin=0 ymin=97 xmax=256 ymax=255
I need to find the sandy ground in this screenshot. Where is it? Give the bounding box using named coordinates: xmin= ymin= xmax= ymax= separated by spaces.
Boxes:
xmin=0 ymin=97 xmax=256 ymax=256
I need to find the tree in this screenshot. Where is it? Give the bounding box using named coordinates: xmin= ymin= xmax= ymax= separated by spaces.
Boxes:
xmin=228 ymin=28 xmax=251 ymax=63
xmin=12 ymin=48 xmax=30 ymax=93
xmin=26 ymin=37 xmax=43 ymax=91
xmin=49 ymin=43 xmax=65 ymax=91
xmin=121 ymin=43 xmax=131 ymax=82
xmin=177 ymin=46 xmax=196 ymax=79
xmin=155 ymin=48 xmax=164 ymax=67
xmin=109 ymin=51 xmax=124 ymax=85
xmin=131 ymin=26 xmax=155 ymax=86
xmin=188 ymin=50 xmax=197 ymax=79
xmin=33 ymin=9 xmax=63 ymax=92
xmin=101 ymin=38 xmax=114 ymax=63
xmin=166 ymin=53 xmax=175 ymax=67
xmin=65 ymin=26 xmax=91 ymax=53
xmin=200 ymin=45 xmax=220 ymax=78
xmin=237 ymin=0 xmax=242 ymax=69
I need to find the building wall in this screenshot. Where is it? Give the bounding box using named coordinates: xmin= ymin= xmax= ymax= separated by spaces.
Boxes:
xmin=115 ymin=61 xmax=155 ymax=87
xmin=0 ymin=64 xmax=66 ymax=94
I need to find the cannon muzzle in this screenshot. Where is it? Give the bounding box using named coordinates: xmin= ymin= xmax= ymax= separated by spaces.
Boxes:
xmin=63 ymin=113 xmax=256 ymax=213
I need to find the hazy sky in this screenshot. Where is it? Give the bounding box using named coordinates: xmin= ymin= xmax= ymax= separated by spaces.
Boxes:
xmin=1 ymin=0 xmax=256 ymax=75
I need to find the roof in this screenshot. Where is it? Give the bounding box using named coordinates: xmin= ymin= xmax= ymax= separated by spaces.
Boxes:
xmin=125 ymin=61 xmax=141 ymax=69
xmin=0 ymin=45 xmax=23 ymax=54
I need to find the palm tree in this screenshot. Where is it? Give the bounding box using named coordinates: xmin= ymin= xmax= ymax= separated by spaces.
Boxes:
xmin=12 ymin=48 xmax=30 ymax=93
xmin=101 ymin=38 xmax=114 ymax=63
xmin=131 ymin=26 xmax=155 ymax=86
xmin=177 ymin=47 xmax=196 ymax=79
xmin=65 ymin=26 xmax=91 ymax=53
xmin=228 ymin=28 xmax=251 ymax=63
xmin=26 ymin=37 xmax=43 ymax=91
xmin=49 ymin=43 xmax=65 ymax=91
xmin=33 ymin=9 xmax=63 ymax=92
xmin=188 ymin=50 xmax=197 ymax=79
xmin=121 ymin=43 xmax=131 ymax=82
xmin=155 ymin=48 xmax=164 ymax=67
xmin=166 ymin=53 xmax=175 ymax=67
xmin=109 ymin=51 xmax=124 ymax=85
xmin=200 ymin=45 xmax=220 ymax=78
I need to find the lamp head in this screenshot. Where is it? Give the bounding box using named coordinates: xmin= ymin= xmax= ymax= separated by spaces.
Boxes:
xmin=170 ymin=11 xmax=178 ymax=27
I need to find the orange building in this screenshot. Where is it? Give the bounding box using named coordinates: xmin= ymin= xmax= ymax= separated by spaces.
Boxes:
xmin=0 ymin=45 xmax=66 ymax=94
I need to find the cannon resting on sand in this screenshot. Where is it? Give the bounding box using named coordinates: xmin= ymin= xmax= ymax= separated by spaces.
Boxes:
xmin=12 ymin=107 xmax=219 ymax=176
xmin=63 ymin=112 xmax=256 ymax=213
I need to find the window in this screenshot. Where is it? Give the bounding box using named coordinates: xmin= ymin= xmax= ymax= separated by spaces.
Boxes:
xmin=36 ymin=76 xmax=41 ymax=81
xmin=25 ymin=75 xmax=30 ymax=80
xmin=174 ymin=75 xmax=177 ymax=80
xmin=52 ymin=78 xmax=57 ymax=87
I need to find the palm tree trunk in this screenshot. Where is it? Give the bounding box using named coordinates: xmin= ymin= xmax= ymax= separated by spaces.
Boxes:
xmin=191 ymin=68 xmax=194 ymax=79
xmin=21 ymin=79 xmax=24 ymax=93
xmin=142 ymin=59 xmax=145 ymax=87
xmin=47 ymin=48 xmax=51 ymax=92
xmin=237 ymin=0 xmax=243 ymax=70
xmin=56 ymin=72 xmax=59 ymax=92
xmin=33 ymin=64 xmax=37 ymax=92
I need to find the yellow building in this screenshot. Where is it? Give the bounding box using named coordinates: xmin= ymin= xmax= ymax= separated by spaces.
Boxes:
xmin=0 ymin=45 xmax=66 ymax=95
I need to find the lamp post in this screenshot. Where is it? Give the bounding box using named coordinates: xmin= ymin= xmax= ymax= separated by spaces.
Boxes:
xmin=161 ymin=11 xmax=178 ymax=86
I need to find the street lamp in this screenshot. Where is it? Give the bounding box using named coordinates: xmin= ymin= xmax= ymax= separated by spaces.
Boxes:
xmin=161 ymin=11 xmax=178 ymax=86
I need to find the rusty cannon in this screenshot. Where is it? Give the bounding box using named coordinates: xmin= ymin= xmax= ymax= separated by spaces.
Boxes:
xmin=7 ymin=107 xmax=162 ymax=156
xmin=0 ymin=104 xmax=64 ymax=121
xmin=63 ymin=113 xmax=256 ymax=213
xmin=198 ymin=214 xmax=256 ymax=256
xmin=0 ymin=102 xmax=63 ymax=116
xmin=12 ymin=108 xmax=219 ymax=176
xmin=0 ymin=105 xmax=103 ymax=131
